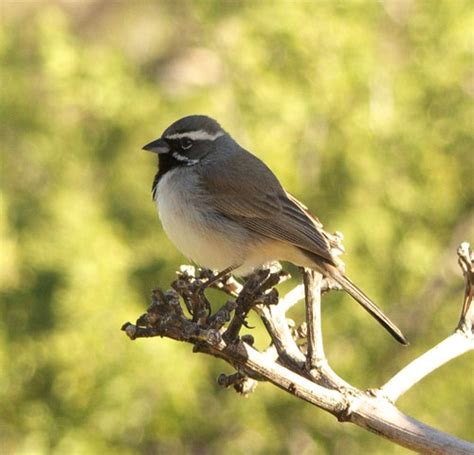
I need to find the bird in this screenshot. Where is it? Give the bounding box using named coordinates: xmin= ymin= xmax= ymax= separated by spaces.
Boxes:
xmin=143 ymin=115 xmax=408 ymax=345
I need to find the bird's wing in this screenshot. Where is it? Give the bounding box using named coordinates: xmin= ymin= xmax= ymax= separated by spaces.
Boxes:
xmin=200 ymin=149 xmax=335 ymax=263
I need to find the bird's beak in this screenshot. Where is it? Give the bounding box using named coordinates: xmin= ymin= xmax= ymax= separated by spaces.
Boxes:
xmin=142 ymin=138 xmax=170 ymax=154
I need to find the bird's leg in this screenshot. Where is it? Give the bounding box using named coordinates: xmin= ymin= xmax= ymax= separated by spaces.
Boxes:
xmin=193 ymin=266 xmax=237 ymax=320
xmin=203 ymin=266 xmax=236 ymax=289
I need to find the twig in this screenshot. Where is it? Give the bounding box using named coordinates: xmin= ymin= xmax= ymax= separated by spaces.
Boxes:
xmin=223 ymin=269 xmax=286 ymax=343
xmin=379 ymin=331 xmax=474 ymax=403
xmin=217 ymin=372 xmax=258 ymax=396
xmin=302 ymin=269 xmax=355 ymax=390
xmin=457 ymin=242 xmax=473 ymax=330
xmin=278 ymin=283 xmax=305 ymax=313
xmin=303 ymin=269 xmax=324 ymax=369
xmin=256 ymin=303 xmax=307 ymax=373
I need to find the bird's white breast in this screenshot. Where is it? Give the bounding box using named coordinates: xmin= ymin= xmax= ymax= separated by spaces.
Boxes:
xmin=155 ymin=167 xmax=246 ymax=271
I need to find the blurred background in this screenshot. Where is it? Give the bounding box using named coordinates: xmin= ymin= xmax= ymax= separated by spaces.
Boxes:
xmin=0 ymin=1 xmax=473 ymax=454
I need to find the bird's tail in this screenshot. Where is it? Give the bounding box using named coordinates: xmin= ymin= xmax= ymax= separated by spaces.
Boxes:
xmin=327 ymin=266 xmax=408 ymax=345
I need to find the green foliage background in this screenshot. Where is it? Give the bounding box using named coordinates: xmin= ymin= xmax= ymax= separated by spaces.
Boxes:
xmin=1 ymin=1 xmax=473 ymax=454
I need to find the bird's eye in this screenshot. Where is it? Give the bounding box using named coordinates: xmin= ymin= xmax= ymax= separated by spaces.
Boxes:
xmin=180 ymin=138 xmax=193 ymax=150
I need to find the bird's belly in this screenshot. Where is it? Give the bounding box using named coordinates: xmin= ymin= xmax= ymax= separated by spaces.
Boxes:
xmin=159 ymin=205 xmax=234 ymax=270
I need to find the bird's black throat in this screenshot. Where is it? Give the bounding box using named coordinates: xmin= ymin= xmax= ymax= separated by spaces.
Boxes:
xmin=151 ymin=153 xmax=195 ymax=200
xmin=151 ymin=154 xmax=174 ymax=199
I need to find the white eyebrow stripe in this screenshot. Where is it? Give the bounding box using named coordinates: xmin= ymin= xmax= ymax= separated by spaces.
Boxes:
xmin=165 ymin=130 xmax=224 ymax=141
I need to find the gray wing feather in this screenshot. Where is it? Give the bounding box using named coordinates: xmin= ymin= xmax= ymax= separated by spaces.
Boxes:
xmin=200 ymin=147 xmax=334 ymax=263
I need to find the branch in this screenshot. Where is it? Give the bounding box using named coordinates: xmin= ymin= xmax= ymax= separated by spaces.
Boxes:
xmin=379 ymin=332 xmax=473 ymax=403
xmin=303 ymin=269 xmax=354 ymax=390
xmin=122 ymin=242 xmax=474 ymax=454
xmin=304 ymin=269 xmax=324 ymax=369
xmin=457 ymin=241 xmax=474 ymax=331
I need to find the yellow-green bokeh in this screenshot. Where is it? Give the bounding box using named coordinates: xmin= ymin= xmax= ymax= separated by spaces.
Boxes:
xmin=1 ymin=1 xmax=473 ymax=454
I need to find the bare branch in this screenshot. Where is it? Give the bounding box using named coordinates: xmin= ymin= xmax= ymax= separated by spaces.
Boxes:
xmin=122 ymin=242 xmax=474 ymax=453
xmin=349 ymin=398 xmax=474 ymax=455
xmin=256 ymin=303 xmax=307 ymax=373
xmin=303 ymin=269 xmax=324 ymax=369
xmin=302 ymin=269 xmax=355 ymax=391
xmin=223 ymin=268 xmax=287 ymax=343
xmin=278 ymin=283 xmax=304 ymax=313
xmin=217 ymin=372 xmax=258 ymax=396
xmin=379 ymin=331 xmax=474 ymax=403
xmin=457 ymin=242 xmax=473 ymax=331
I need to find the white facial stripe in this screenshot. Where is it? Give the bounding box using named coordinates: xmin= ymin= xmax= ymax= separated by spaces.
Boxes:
xmin=165 ymin=130 xmax=224 ymax=141
xmin=172 ymin=152 xmax=199 ymax=166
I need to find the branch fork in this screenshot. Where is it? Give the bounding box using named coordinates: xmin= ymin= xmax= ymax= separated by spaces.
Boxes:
xmin=122 ymin=243 xmax=474 ymax=454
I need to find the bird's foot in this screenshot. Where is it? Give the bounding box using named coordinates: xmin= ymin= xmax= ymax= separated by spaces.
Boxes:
xmin=191 ymin=285 xmax=212 ymax=322
xmin=190 ymin=267 xmax=235 ymax=322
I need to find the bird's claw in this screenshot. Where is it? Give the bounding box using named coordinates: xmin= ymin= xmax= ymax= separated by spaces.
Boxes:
xmin=191 ymin=283 xmax=212 ymax=321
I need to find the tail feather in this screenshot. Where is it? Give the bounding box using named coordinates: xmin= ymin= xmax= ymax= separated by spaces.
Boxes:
xmin=329 ymin=270 xmax=408 ymax=345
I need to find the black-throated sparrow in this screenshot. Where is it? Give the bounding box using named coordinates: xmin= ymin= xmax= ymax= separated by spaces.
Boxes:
xmin=143 ymin=115 xmax=408 ymax=345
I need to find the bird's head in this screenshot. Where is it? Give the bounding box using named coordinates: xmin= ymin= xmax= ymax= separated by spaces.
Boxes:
xmin=143 ymin=115 xmax=227 ymax=166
